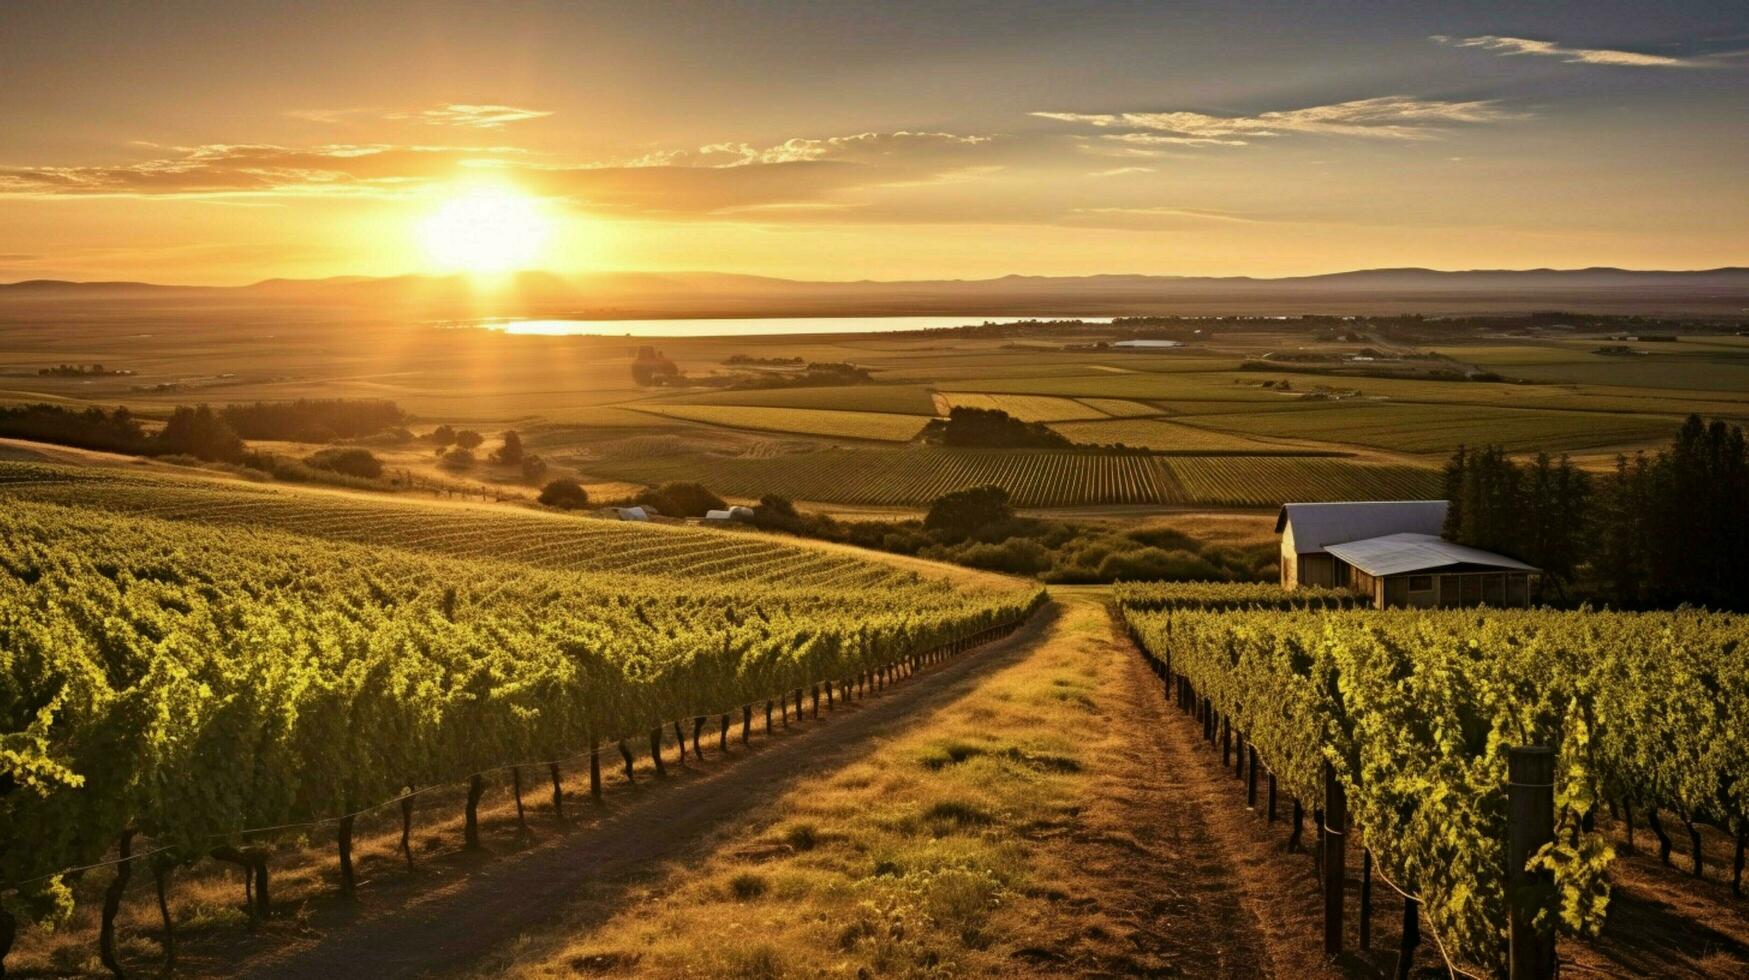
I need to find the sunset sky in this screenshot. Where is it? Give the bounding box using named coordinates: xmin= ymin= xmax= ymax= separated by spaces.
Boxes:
xmin=2 ymin=1 xmax=1745 ymax=284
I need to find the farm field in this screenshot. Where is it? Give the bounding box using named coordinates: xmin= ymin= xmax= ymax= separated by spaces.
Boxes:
xmin=579 ymin=446 xmax=1440 ymax=507
xmin=1180 ymin=402 xmax=1684 ymax=453
xmin=1 ymin=305 xmax=1744 ymax=511
xmin=936 ymin=391 xmax=1107 ymax=421
xmin=625 ymin=403 xmax=930 ymax=441
xmin=657 ymin=383 xmax=940 ymax=415
xmin=1047 ymin=416 xmax=1310 ymax=452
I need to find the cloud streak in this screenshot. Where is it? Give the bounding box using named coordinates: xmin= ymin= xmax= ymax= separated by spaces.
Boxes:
xmin=0 ymin=131 xmax=1004 ymax=218
xmin=0 ymin=144 xmax=514 ymax=198
xmin=1033 ymin=95 xmax=1522 ymax=146
xmin=1431 ymin=35 xmax=1702 ymax=68
xmin=290 ymin=103 xmax=553 ymax=128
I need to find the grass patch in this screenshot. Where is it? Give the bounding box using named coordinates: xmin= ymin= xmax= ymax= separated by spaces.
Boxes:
xmin=782 ymin=822 xmax=819 ymax=851
xmin=726 ymin=871 xmax=769 ymax=901
xmin=923 ymin=799 xmax=995 ymax=829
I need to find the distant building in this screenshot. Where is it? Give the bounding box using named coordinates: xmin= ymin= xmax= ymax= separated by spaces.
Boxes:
xmin=702 ymin=506 xmax=755 ymax=523
xmin=606 ymin=505 xmax=651 ymax=521
xmin=1110 ymin=339 xmax=1183 ymax=350
xmin=1277 ymin=500 xmax=1539 ymax=608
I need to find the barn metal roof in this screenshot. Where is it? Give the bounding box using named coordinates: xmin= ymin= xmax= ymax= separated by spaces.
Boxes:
xmin=1324 ymin=532 xmax=1539 ymax=577
xmin=1276 ymin=500 xmax=1449 ymax=553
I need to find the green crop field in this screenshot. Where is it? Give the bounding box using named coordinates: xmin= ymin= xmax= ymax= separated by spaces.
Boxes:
xmin=580 ymin=446 xmax=1438 ymax=508
xmin=1182 ymin=402 xmax=1681 ymax=453
xmin=1048 ymin=417 xmax=1305 ymax=453
xmin=1161 ymin=455 xmax=1441 ymax=506
xmin=627 ymin=403 xmax=930 ymax=441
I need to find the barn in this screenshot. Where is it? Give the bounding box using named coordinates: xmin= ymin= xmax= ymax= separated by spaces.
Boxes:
xmin=1277 ymin=500 xmax=1540 ymax=609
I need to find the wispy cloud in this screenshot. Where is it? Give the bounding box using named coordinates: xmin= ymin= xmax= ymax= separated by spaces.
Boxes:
xmin=1033 ymin=95 xmax=1522 ymax=146
xmin=0 ymin=144 xmax=516 ymax=198
xmin=0 ymin=131 xmax=1004 ymax=219
xmin=1431 ymin=35 xmax=1702 ymax=68
xmin=1085 ymin=166 xmax=1155 ymax=177
xmin=624 ymin=132 xmax=993 ymax=168
xmin=289 ymin=103 xmax=553 ymax=128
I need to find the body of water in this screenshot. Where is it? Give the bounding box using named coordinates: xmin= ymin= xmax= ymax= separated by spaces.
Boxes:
xmin=473 ymin=315 xmax=1113 ymax=338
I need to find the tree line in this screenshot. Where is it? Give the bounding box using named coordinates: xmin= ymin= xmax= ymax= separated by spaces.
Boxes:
xmin=1442 ymin=414 xmax=1748 ymax=610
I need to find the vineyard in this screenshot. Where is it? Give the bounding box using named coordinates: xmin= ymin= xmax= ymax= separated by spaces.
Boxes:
xmin=627 ymin=403 xmax=930 ymax=442
xmin=582 ymin=446 xmax=1441 ymax=508
xmin=0 ymin=464 xmax=1042 ymax=971
xmin=1120 ymin=592 xmax=1749 ymax=974
xmin=0 ymin=463 xmax=919 ymax=584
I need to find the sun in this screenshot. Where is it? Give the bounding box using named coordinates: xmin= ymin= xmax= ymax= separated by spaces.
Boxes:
xmin=418 ymin=188 xmax=551 ymax=273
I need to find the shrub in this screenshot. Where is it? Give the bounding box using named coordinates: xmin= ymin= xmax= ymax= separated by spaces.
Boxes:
xmin=1095 ymin=547 xmax=1227 ymax=582
xmin=951 ymin=537 xmax=1051 ymax=574
xmin=636 ymin=481 xmax=725 ymax=518
xmin=154 ymin=405 xmax=245 ymax=463
xmin=454 ymin=429 xmax=484 ymax=450
xmin=538 ymin=477 xmax=590 ymax=510
xmin=438 ymin=447 xmax=475 ymax=469
xmin=519 ymin=453 xmax=548 ymax=483
xmin=924 ymin=484 xmax=1013 ymax=541
xmin=918 ymin=406 xmax=1071 ymax=449
xmin=491 ymin=430 xmax=524 ymax=465
xmin=727 ymin=872 xmax=768 ymax=901
xmin=428 ymin=424 xmax=457 ymax=446
xmin=302 ymin=447 xmax=383 ymax=479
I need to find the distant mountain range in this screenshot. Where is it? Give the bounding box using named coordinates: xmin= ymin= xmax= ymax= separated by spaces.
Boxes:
xmin=3 ymin=267 xmax=1746 ymax=317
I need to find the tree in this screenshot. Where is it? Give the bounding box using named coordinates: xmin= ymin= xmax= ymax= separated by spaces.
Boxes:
xmin=428 ymin=424 xmax=457 ymax=446
xmin=918 ymin=407 xmax=1070 ymax=449
xmin=303 ymin=447 xmax=383 ymax=479
xmin=154 ymin=405 xmax=245 ymax=462
xmin=519 ymin=454 xmax=548 ymax=483
xmin=630 ymin=347 xmax=682 ymax=386
xmin=455 ymin=430 xmax=484 ymax=450
xmin=1442 ymin=445 xmax=1589 ymax=598
xmin=438 ymin=447 xmax=474 ymax=469
xmin=635 ymin=481 xmax=724 ymax=518
xmin=492 ymin=430 xmax=524 ymax=466
xmin=924 ymin=484 xmax=1013 ymax=541
xmin=537 ymin=477 xmax=590 ymax=510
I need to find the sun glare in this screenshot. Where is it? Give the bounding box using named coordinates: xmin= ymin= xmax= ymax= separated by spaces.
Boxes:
xmin=418 ymin=188 xmax=551 ymax=274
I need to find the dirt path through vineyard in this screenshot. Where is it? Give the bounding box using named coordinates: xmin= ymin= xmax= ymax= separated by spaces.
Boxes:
xmin=238 ymin=591 xmax=1280 ymax=978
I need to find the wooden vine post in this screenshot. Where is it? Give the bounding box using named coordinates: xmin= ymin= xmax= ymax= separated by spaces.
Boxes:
xmin=1360 ymin=848 xmax=1372 ymax=950
xmin=1508 ymin=745 xmax=1556 ymax=980
xmin=464 ymin=774 xmax=486 ymax=849
xmin=1322 ymin=760 xmax=1346 ymax=957
xmin=400 ymin=784 xmax=417 ymax=867
xmin=338 ymin=814 xmax=357 ymax=894
xmin=589 ymin=740 xmax=603 ymax=799
xmin=648 ymin=729 xmax=666 ymax=778
xmin=1246 ymin=745 xmax=1259 ymax=808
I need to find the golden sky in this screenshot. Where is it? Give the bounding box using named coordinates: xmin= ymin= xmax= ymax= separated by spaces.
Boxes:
xmin=1 ymin=2 xmax=1745 ymax=284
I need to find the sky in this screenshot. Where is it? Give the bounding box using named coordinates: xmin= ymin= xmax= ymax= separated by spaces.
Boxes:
xmin=1 ymin=0 xmax=1745 ymax=284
